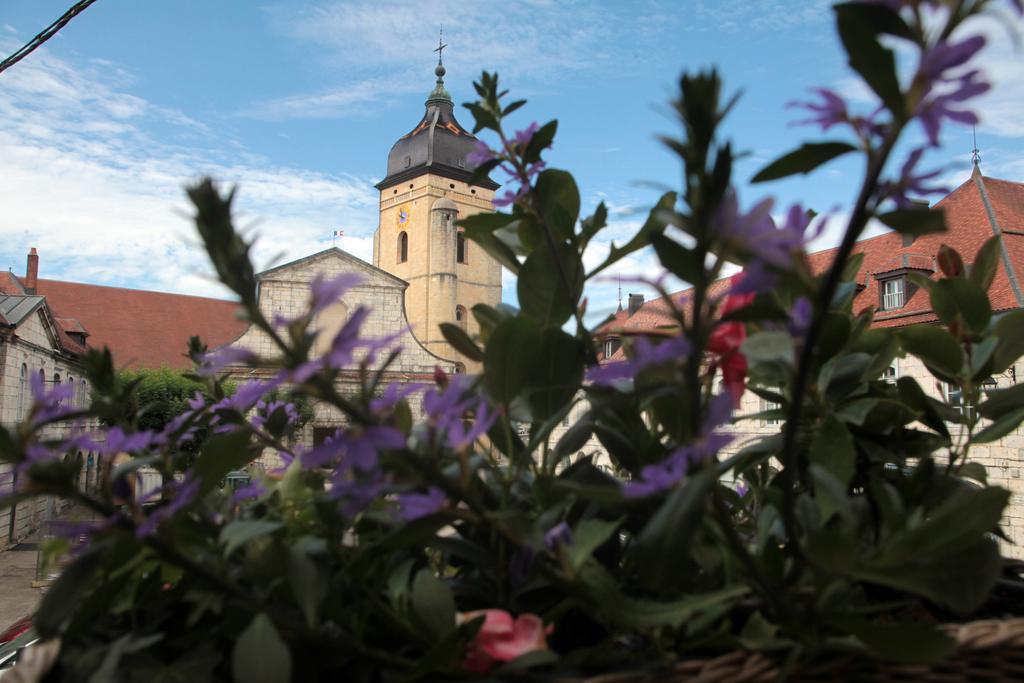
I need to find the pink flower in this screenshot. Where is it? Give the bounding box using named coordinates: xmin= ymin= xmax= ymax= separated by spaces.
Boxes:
xmin=708 ymin=274 xmax=755 ymax=406
xmin=458 ymin=609 xmax=551 ymax=674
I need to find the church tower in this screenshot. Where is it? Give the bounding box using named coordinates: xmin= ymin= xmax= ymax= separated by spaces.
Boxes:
xmin=372 ymin=41 xmax=501 ymax=368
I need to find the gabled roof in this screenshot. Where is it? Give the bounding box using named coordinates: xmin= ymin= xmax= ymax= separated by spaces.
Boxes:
xmin=601 ymin=166 xmax=1024 ymax=340
xmin=258 ymin=246 xmax=410 ymax=288
xmin=0 ymin=295 xmax=46 ymax=327
xmin=15 ymin=274 xmax=246 ymax=370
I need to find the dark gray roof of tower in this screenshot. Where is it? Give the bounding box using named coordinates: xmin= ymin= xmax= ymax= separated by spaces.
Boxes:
xmin=376 ymin=58 xmax=500 ymax=191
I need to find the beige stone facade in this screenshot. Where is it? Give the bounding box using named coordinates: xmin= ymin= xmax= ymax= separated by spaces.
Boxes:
xmin=0 ymin=298 xmax=92 ymax=550
xmin=373 ymin=174 xmax=500 ymax=370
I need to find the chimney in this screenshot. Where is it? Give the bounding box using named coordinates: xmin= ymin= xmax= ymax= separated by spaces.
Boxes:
xmin=25 ymin=248 xmax=38 ymax=295
xmin=628 ymin=292 xmax=644 ymax=316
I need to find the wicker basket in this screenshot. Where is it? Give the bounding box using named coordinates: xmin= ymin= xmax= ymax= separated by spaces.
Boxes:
xmin=578 ymin=619 xmax=1024 ymax=683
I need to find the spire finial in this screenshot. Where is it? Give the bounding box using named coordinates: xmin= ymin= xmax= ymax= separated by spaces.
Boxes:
xmin=427 ymin=27 xmax=451 ymax=103
xmin=971 ymin=125 xmax=981 ymax=167
xmin=617 ymin=274 xmax=623 ymax=312
xmin=433 ymin=27 xmax=447 ymax=80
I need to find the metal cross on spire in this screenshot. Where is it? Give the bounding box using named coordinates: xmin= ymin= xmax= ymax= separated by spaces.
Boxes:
xmin=972 ymin=125 xmax=981 ymax=166
xmin=434 ymin=27 xmax=447 ymax=66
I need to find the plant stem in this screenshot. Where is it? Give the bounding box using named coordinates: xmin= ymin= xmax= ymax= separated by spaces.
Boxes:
xmin=778 ymin=129 xmax=900 ymax=567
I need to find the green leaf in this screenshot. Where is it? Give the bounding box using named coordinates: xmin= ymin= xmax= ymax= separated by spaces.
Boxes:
xmin=992 ymin=311 xmax=1024 ymax=374
xmin=900 ymin=325 xmax=963 ymax=378
xmin=523 ymin=328 xmax=587 ymax=422
xmin=629 ymin=469 xmax=715 ymax=591
xmin=835 ymin=3 xmax=905 ymax=118
xmin=840 ymin=619 xmax=955 ymax=664
xmin=810 ymin=415 xmax=855 ymax=488
xmin=484 ymin=317 xmax=538 ymax=402
xmin=970 ymin=235 xmax=1002 ymax=291
xmin=589 ymin=192 xmax=678 ymax=278
xmin=220 ymin=520 xmax=283 ymax=557
xmin=877 ymin=207 xmax=947 ymax=236
xmin=35 ymin=541 xmax=107 ymax=638
xmin=533 ymin=169 xmax=580 ymax=242
xmin=565 ymin=518 xmax=621 ymax=572
xmin=979 ymin=382 xmax=1024 ymax=420
xmin=517 ymin=242 xmax=584 ymax=327
xmin=439 ymin=323 xmax=484 ymax=362
xmin=289 ymin=543 xmax=328 ymax=631
xmin=751 ymin=141 xmax=857 ymax=183
xmin=741 ymin=331 xmax=795 ymax=366
xmin=650 ymin=232 xmax=703 ymax=283
xmin=887 ymin=486 xmax=1008 ymax=563
xmin=232 ymin=614 xmax=291 ymax=683
xmin=578 ymin=201 xmax=608 ymax=247
xmin=523 ymin=120 xmax=557 ymax=165
xmin=930 ymin=278 xmax=991 ymax=334
xmin=580 ymin=562 xmax=749 ymax=629
xmin=193 ymin=431 xmax=259 ymax=496
xmin=410 ymin=569 xmax=455 ymax=638
xmin=973 ymin=406 xmax=1024 ymax=444
xmin=462 ymin=223 xmax=521 ymax=274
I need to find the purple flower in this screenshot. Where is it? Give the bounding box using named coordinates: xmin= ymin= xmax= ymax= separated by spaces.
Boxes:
xmin=231 ymin=481 xmax=267 ymax=503
xmin=544 ymin=522 xmax=573 ymax=550
xmin=220 ymin=379 xmax=281 ymax=413
xmin=492 ymin=161 xmax=546 ymax=208
xmin=28 ymin=372 xmax=76 ymax=424
xmin=916 ymin=70 xmax=989 ymax=147
xmin=788 ymin=297 xmax=813 ymax=337
xmin=512 ymin=122 xmax=541 ymax=148
xmin=370 ymin=382 xmax=427 ymax=415
xmin=196 ymin=347 xmax=254 ymax=377
xmin=396 ymin=486 xmax=446 ymax=520
xmin=310 ymin=273 xmax=361 ymax=315
xmin=623 ymin=393 xmax=734 ymax=497
xmin=920 ymin=36 xmax=986 ymax=85
xmin=80 ymin=426 xmax=155 ymax=456
xmin=422 ymin=376 xmax=497 ymax=449
xmin=736 ymin=482 xmax=749 ymax=498
xmin=329 ymin=469 xmax=386 ymax=518
xmin=587 ymin=336 xmax=691 ymax=385
xmin=324 ymin=307 xmax=371 ymax=367
xmin=466 ymin=140 xmax=497 ymax=167
xmin=302 ymin=426 xmax=405 ymax=471
xmin=135 ymin=475 xmax=200 ymax=538
xmin=789 ymin=87 xmax=848 ymax=131
xmin=445 ymin=401 xmax=496 ymax=450
xmin=878 ymin=147 xmax=948 ymax=208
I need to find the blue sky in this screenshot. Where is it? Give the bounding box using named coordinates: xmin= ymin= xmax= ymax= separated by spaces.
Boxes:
xmin=1 ymin=1 xmax=1021 ymax=323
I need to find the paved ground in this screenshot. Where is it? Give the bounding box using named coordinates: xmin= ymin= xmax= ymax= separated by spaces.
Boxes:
xmin=0 ymin=504 xmax=96 ymax=634
xmin=0 ymin=544 xmax=43 ymax=633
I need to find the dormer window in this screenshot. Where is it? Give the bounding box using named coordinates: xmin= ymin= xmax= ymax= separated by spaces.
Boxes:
xmin=602 ymin=337 xmax=620 ymax=359
xmin=881 ymin=277 xmax=905 ymax=310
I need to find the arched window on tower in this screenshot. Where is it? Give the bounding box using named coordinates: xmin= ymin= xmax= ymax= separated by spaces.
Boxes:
xmin=455 ymin=305 xmax=467 ymax=328
xmin=17 ymin=364 xmax=27 ymax=421
xmin=53 ymin=373 xmax=61 ymax=405
xmin=397 ymin=231 xmax=409 ymax=263
xmin=456 ymin=232 xmax=467 ymax=264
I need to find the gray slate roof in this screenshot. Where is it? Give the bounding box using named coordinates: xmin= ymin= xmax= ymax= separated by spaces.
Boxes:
xmin=0 ymin=295 xmax=45 ymax=326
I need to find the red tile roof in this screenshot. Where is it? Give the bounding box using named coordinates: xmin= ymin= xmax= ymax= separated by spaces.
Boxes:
xmin=603 ymin=167 xmax=1024 ymax=337
xmin=0 ymin=271 xmax=246 ymax=369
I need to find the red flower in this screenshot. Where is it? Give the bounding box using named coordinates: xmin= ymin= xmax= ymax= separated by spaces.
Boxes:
xmin=459 ymin=609 xmax=551 ymax=674
xmin=708 ymin=274 xmax=755 ymax=405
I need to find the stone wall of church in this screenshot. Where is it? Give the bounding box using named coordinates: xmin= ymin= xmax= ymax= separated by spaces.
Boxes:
xmin=0 ymin=318 xmax=91 ymax=551
xmin=231 ymin=252 xmax=452 ymax=376
xmin=375 ymin=174 xmax=499 ymax=369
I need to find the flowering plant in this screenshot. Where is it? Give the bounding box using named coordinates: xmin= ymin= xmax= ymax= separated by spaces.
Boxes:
xmin=4 ymin=2 xmax=1024 ymax=681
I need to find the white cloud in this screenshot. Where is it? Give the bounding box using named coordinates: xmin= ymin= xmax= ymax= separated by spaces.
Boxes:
xmin=0 ymin=46 xmax=378 ymax=298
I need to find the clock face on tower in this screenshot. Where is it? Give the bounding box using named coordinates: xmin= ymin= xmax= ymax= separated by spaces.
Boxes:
xmin=396 ymin=207 xmax=411 ymax=227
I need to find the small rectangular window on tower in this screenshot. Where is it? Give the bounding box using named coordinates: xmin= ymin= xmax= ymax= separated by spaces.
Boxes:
xmin=457 ymin=232 xmax=467 ymax=264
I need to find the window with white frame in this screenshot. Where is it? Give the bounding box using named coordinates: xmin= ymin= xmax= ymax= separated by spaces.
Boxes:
xmin=943 ymin=382 xmax=975 ymax=420
xmin=760 ymin=396 xmax=781 ymax=426
xmin=881 ymin=277 xmax=905 ymax=310
xmin=882 ymin=359 xmax=900 ymax=384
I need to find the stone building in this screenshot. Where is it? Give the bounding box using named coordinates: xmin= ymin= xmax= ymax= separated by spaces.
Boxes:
xmin=590 ymin=163 xmax=1024 ymax=555
xmin=0 ymin=251 xmax=91 ymax=549
xmin=371 ymin=55 xmax=502 ymax=369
